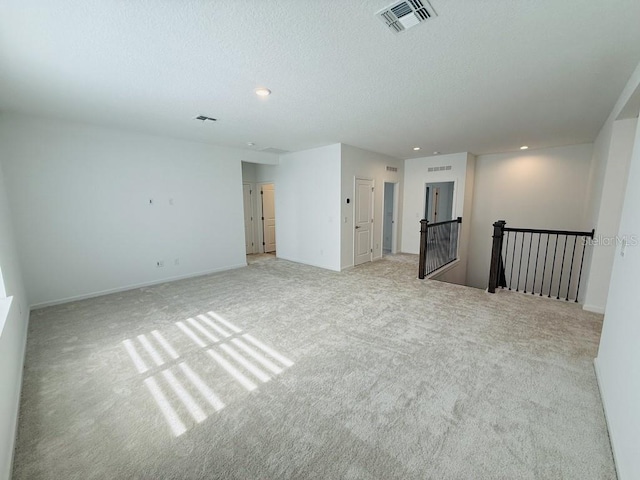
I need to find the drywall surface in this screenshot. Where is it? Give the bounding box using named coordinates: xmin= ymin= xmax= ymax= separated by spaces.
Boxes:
xmin=583 ymin=118 xmax=637 ymax=312
xmin=0 ymin=158 xmax=29 ymax=480
xmin=275 ymin=145 xmax=342 ymax=271
xmin=241 ymin=161 xmax=257 ymax=183
xmin=466 ymin=144 xmax=594 ymax=290
xmin=340 ymin=144 xmax=403 ymax=269
xmin=0 ymin=114 xmax=277 ymax=307
xmin=595 ymin=111 xmax=640 ymax=480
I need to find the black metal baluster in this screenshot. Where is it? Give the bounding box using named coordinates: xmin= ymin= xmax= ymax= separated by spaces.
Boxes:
xmin=548 ymin=234 xmax=559 ymax=298
xmin=532 ymin=233 xmax=542 ymax=295
xmin=556 ymin=235 xmax=569 ymax=299
xmin=540 ymin=234 xmax=550 ymax=296
xmin=502 ymin=231 xmax=510 ymax=289
xmin=575 ymin=235 xmax=588 ymax=303
xmin=509 ymin=232 xmax=518 ymax=290
xmin=516 ymin=233 xmax=525 ymax=291
xmin=524 ymin=232 xmax=533 ymax=293
xmin=565 ymin=236 xmax=578 ymax=301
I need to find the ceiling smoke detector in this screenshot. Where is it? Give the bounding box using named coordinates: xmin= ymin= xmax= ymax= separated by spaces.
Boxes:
xmin=376 ymin=0 xmax=437 ymax=34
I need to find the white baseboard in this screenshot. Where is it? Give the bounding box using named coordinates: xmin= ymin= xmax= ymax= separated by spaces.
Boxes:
xmin=593 ymin=358 xmax=621 ymax=479
xmin=29 ymin=263 xmax=247 ymax=310
xmin=275 ymin=255 xmax=341 ymax=272
xmin=583 ymin=304 xmax=606 ymax=314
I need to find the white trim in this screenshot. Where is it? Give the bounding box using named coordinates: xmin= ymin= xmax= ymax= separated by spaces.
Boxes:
xmin=276 ymin=255 xmax=341 ymax=272
xmin=242 ymin=182 xmax=258 ymax=255
xmin=29 ymin=263 xmax=247 ymax=310
xmin=0 ymin=297 xmax=29 ymax=480
xmin=593 ymin=358 xmax=621 ymax=479
xmin=583 ymin=304 xmax=606 ymax=314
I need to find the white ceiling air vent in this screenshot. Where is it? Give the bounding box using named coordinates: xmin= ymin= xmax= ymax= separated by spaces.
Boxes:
xmin=428 ymin=166 xmax=452 ymax=172
xmin=376 ymin=0 xmax=437 ymax=34
xmin=195 ymin=115 xmax=217 ymax=122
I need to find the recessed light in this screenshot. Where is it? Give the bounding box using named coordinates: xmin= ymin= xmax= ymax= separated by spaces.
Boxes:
xmin=433 ymin=151 xmax=440 ymax=155
xmin=413 ymin=147 xmax=421 ymax=151
xmin=255 ymin=87 xmax=271 ymax=97
xmin=247 ymin=142 xmax=255 ymax=147
xmin=520 ymin=145 xmax=529 ymax=150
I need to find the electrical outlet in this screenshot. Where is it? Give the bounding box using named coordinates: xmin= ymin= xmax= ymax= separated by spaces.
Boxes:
xmin=156 ymin=261 xmax=164 ymax=267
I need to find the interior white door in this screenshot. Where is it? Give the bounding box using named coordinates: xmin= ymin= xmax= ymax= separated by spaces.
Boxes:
xmin=242 ymin=183 xmax=254 ymax=254
xmin=354 ymin=178 xmax=373 ymax=265
xmin=261 ymin=184 xmax=276 ymax=253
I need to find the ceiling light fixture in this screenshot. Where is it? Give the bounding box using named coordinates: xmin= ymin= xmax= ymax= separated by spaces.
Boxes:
xmin=413 ymin=147 xmax=421 ymax=151
xmin=255 ymin=87 xmax=271 ymax=97
xmin=433 ymin=151 xmax=440 ymax=155
xmin=520 ymin=145 xmax=529 ymax=150
xmin=247 ymin=142 xmax=255 ymax=147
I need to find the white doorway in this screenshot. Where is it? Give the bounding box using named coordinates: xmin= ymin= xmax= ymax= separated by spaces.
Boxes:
xmin=383 ymin=182 xmax=398 ymax=254
xmin=242 ymin=183 xmax=255 ymax=254
xmin=260 ymin=183 xmax=276 ymax=253
xmin=425 ymin=181 xmax=454 ymax=223
xmin=354 ymin=178 xmax=373 ymax=266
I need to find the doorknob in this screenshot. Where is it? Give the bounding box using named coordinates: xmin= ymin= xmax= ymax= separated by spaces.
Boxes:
xmin=355 ymin=226 xmax=361 ymax=229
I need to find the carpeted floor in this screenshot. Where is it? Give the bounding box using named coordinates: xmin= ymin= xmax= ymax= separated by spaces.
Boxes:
xmin=13 ymin=255 xmax=615 ymax=479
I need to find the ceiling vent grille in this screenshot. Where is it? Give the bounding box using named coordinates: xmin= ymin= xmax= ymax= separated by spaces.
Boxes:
xmin=195 ymin=115 xmax=217 ymax=122
xmin=386 ymin=166 xmax=398 ymax=172
xmin=376 ymin=0 xmax=437 ymax=34
xmin=428 ymin=166 xmax=452 ymax=172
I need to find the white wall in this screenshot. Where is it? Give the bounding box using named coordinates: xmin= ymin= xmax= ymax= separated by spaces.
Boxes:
xmin=0 ymin=114 xmax=277 ymax=307
xmin=583 ymin=118 xmax=637 ymax=312
xmin=340 ymin=144 xmax=403 ymax=269
xmin=466 ymin=144 xmax=594 ymax=290
xmin=595 ymin=109 xmax=640 ymax=480
xmin=274 ymin=145 xmax=342 ymax=270
xmin=0 ymin=158 xmax=29 ymax=480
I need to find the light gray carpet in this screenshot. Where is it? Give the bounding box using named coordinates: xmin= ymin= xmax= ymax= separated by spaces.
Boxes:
xmin=13 ymin=255 xmax=615 ymax=479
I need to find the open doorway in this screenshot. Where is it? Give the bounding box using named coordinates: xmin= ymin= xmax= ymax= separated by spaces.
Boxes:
xmin=241 ymin=162 xmax=277 ymax=261
xmin=383 ymin=182 xmax=398 ymax=255
xmin=425 ymin=181 xmax=454 ymax=223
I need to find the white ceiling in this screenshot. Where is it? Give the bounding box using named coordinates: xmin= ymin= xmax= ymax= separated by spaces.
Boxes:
xmin=1 ymin=0 xmax=640 ymax=159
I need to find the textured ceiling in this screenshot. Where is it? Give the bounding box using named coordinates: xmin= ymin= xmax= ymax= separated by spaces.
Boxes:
xmin=1 ymin=0 xmax=640 ymax=158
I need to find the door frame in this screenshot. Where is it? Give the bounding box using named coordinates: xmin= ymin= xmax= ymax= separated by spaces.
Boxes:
xmin=242 ymin=182 xmax=257 ymax=254
xmin=382 ymin=181 xmax=399 ymax=255
xmin=353 ymin=177 xmax=374 ymax=265
xmin=424 ymin=179 xmax=458 ymax=224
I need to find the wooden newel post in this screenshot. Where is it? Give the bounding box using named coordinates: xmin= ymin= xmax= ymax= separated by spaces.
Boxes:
xmin=418 ymin=219 xmax=429 ymax=279
xmin=488 ymin=220 xmax=506 ymax=293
